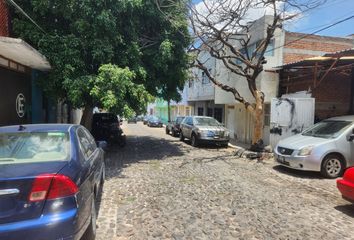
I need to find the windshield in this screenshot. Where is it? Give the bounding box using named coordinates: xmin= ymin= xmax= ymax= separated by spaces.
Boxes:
xmin=302 ymin=120 xmax=352 ymax=139
xmin=151 ymin=116 xmax=159 ymax=121
xmin=194 ymin=117 xmax=221 ymax=126
xmin=0 ymin=132 xmax=70 ymax=164
xmin=176 ymin=117 xmax=184 ymax=124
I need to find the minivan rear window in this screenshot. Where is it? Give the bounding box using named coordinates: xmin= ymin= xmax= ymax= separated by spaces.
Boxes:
xmin=0 ymin=132 xmax=70 ymax=164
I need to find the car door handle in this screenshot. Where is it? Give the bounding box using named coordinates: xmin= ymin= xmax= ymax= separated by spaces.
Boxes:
xmin=0 ymin=189 xmax=20 ymax=196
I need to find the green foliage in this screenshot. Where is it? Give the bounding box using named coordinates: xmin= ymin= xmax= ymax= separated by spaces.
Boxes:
xmin=11 ymin=0 xmax=190 ymax=117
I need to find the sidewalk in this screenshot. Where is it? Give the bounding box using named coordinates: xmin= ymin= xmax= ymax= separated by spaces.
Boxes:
xmin=228 ymin=138 xmax=274 ymax=161
xmin=228 ymin=138 xmax=250 ymax=150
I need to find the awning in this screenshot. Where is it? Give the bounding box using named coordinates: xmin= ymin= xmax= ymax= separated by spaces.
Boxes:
xmin=0 ymin=36 xmax=51 ymax=71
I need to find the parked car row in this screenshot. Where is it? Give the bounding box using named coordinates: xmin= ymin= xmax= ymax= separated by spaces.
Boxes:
xmin=142 ymin=116 xmax=163 ymax=128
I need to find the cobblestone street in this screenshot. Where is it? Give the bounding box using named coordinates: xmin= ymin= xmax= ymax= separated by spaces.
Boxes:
xmin=96 ymin=122 xmax=354 ymax=240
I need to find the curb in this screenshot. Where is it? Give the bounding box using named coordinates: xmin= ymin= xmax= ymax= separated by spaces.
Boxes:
xmin=228 ymin=143 xmax=274 ymax=161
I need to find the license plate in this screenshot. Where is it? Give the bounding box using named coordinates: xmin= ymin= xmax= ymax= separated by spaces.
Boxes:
xmin=277 ymin=156 xmax=285 ymax=163
xmin=277 ymin=156 xmax=290 ymax=166
xmin=214 ymin=135 xmax=220 ymax=139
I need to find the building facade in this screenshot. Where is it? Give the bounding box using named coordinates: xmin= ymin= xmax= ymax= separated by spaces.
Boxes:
xmin=187 ymin=15 xmax=353 ymax=145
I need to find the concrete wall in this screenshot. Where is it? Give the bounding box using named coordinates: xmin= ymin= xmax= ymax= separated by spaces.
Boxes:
xmin=188 ymin=51 xmax=215 ymax=101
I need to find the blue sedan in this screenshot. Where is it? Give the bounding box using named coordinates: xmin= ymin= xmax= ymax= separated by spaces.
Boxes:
xmin=0 ymin=124 xmax=105 ymax=240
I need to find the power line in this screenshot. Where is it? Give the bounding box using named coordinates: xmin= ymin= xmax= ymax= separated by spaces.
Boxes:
xmin=6 ymin=0 xmax=46 ymax=34
xmin=287 ymin=9 xmax=354 ymax=33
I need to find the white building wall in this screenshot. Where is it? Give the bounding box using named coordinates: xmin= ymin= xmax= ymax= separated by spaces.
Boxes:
xmin=188 ymin=51 xmax=215 ymax=101
xmin=220 ymin=16 xmax=286 ymax=145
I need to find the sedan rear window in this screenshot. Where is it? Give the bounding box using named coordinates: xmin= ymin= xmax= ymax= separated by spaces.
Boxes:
xmin=0 ymin=132 xmax=70 ymax=164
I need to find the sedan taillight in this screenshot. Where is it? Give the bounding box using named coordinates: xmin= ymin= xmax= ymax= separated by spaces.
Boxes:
xmin=29 ymin=174 xmax=78 ymax=202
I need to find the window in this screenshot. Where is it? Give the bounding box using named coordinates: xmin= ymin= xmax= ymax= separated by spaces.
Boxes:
xmin=189 ymin=80 xmax=194 ymax=88
xmin=214 ymin=108 xmax=223 ymax=123
xmin=0 ymin=132 xmax=70 ymax=164
xmin=77 ymin=128 xmax=94 ymax=159
xmin=185 ymin=107 xmax=190 ymax=116
xmin=207 ymin=108 xmax=213 ymax=117
xmin=186 ymin=117 xmax=193 ymax=126
xmin=202 ymin=70 xmax=211 ymax=84
xmin=261 ymin=39 xmax=275 ymax=57
xmin=82 ymin=128 xmax=97 ymax=151
xmin=235 ymin=39 xmax=275 ymax=65
xmin=264 ymin=103 xmax=271 ymax=126
xmin=197 ymin=107 xmax=204 ymax=116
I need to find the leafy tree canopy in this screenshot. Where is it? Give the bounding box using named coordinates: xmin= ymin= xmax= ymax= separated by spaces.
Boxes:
xmin=11 ymin=0 xmax=190 ymax=118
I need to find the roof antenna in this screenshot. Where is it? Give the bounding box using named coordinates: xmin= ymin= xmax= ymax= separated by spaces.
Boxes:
xmin=18 ymin=125 xmax=26 ymax=131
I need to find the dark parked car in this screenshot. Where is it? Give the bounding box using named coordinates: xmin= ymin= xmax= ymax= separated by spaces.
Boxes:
xmin=0 ymin=124 xmax=105 ymax=240
xmin=91 ymin=113 xmax=125 ymax=146
xmin=143 ymin=116 xmax=150 ymax=125
xmin=147 ymin=116 xmax=163 ymax=128
xmin=166 ymin=116 xmax=185 ymax=137
xmin=180 ymin=116 xmax=230 ymax=147
xmin=127 ymin=117 xmax=137 ymax=124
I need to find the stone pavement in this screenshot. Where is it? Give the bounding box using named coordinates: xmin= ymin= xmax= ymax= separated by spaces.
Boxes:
xmin=95 ymin=122 xmax=354 ymax=240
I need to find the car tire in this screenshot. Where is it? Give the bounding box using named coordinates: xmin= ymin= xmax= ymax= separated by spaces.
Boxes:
xmin=179 ymin=132 xmax=185 ymax=141
xmin=165 ymin=128 xmax=169 ymax=135
xmin=321 ymin=154 xmax=345 ymax=178
xmin=191 ymin=134 xmax=199 ymax=147
xmin=172 ymin=130 xmax=177 ymax=137
xmin=82 ymin=197 xmax=97 ymax=240
xmin=100 ymin=163 xmax=105 ymax=186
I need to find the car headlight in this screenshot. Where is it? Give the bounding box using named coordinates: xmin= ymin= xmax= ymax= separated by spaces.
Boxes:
xmin=298 ymin=146 xmax=314 ymax=156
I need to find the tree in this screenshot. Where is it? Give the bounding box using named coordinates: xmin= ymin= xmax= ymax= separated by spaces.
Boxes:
xmin=10 ymin=0 xmax=189 ymax=127
xmin=187 ymin=0 xmax=325 ymax=149
xmin=141 ymin=0 xmax=191 ymax=121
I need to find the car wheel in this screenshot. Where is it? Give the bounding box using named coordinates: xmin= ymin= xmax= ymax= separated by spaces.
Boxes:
xmin=165 ymin=128 xmax=169 ymax=135
xmin=191 ymin=134 xmax=199 ymax=147
xmin=118 ymin=135 xmax=126 ymax=148
xmin=82 ymin=197 xmax=97 ymax=240
xmin=172 ymin=130 xmax=177 ymax=137
xmin=179 ymin=132 xmax=185 ymax=141
xmin=321 ymin=154 xmax=345 ymax=178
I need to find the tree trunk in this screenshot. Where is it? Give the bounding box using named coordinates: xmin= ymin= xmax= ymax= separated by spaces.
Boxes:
xmin=167 ymin=99 xmax=171 ymax=122
xmin=251 ymin=91 xmax=264 ymax=149
xmin=80 ymin=103 xmax=94 ymax=131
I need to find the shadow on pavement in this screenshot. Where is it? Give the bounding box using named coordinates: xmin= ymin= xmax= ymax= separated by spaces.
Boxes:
xmin=335 ymin=204 xmax=354 ymax=218
xmin=103 ymin=135 xmax=186 ymax=180
xmin=272 ymin=165 xmax=324 ymax=179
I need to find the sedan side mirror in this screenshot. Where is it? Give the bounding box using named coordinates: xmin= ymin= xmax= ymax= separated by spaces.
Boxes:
xmin=97 ymin=141 xmax=108 ymax=150
xmin=347 ymin=134 xmax=354 ymax=142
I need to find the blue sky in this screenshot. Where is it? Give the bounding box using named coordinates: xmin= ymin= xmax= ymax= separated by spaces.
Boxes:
xmin=191 ymin=0 xmax=354 ymax=37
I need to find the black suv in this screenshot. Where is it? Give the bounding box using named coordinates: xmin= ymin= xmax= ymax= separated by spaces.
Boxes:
xmin=91 ymin=113 xmax=125 ymax=146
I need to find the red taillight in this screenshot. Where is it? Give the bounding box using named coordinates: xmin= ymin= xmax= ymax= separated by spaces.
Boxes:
xmin=29 ymin=174 xmax=78 ymax=202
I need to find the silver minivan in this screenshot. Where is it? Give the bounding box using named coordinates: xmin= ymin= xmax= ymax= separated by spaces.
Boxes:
xmin=274 ymin=116 xmax=354 ymax=178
